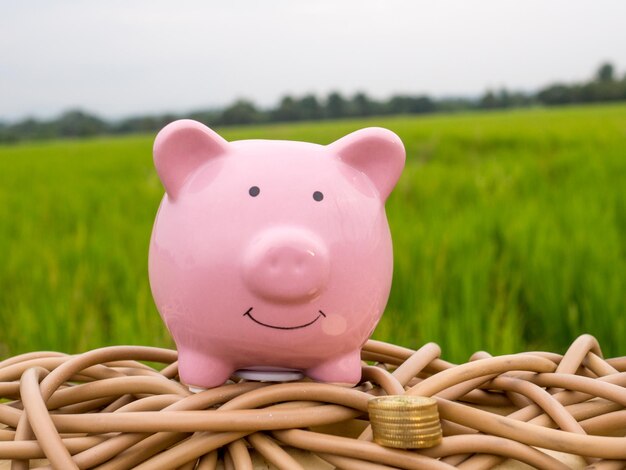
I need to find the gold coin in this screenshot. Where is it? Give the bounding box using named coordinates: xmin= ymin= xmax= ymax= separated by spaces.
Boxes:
xmin=368 ymin=395 xmax=442 ymax=449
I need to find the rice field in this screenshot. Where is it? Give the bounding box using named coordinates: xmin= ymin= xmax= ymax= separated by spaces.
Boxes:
xmin=0 ymin=104 xmax=625 ymax=362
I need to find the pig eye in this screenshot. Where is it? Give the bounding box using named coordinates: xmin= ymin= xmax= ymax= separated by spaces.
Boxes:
xmin=249 ymin=186 xmax=260 ymax=197
xmin=313 ymin=191 xmax=324 ymax=202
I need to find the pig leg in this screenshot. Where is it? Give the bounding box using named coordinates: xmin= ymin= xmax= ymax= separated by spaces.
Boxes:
xmin=177 ymin=349 xmax=234 ymax=389
xmin=305 ymin=349 xmax=362 ymax=385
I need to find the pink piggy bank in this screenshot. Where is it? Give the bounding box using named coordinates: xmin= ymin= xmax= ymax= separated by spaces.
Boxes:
xmin=149 ymin=120 xmax=405 ymax=389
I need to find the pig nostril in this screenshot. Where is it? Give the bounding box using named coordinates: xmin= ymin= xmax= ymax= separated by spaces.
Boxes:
xmin=270 ymin=255 xmax=279 ymax=269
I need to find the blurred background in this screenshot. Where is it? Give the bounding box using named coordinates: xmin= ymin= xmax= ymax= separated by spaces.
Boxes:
xmin=0 ymin=0 xmax=625 ymax=362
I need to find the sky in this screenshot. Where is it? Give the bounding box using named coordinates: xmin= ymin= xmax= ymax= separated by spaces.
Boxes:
xmin=1 ymin=0 xmax=625 ymax=122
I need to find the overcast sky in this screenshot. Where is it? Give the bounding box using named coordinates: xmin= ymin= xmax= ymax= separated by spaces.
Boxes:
xmin=1 ymin=0 xmax=625 ymax=122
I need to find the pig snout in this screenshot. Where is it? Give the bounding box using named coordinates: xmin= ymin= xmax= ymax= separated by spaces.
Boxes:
xmin=243 ymin=228 xmax=330 ymax=303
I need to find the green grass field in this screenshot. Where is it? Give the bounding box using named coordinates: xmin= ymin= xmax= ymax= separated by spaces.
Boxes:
xmin=0 ymin=104 xmax=625 ymax=362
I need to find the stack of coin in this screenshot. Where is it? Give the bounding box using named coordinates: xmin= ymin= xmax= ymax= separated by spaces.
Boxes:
xmin=368 ymin=395 xmax=442 ymax=449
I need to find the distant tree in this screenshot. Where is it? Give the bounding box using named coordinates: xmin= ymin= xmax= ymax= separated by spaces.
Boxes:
xmin=478 ymin=89 xmax=532 ymax=109
xmin=114 ymin=115 xmax=160 ymax=134
xmin=537 ymin=84 xmax=575 ymax=105
xmin=387 ymin=95 xmax=409 ymax=114
xmin=9 ymin=118 xmax=40 ymax=139
xmin=585 ymin=81 xmax=624 ymax=102
xmin=436 ymin=97 xmax=475 ymax=112
xmin=597 ymin=63 xmax=615 ymax=82
xmin=497 ymin=89 xmax=511 ymax=108
xmin=54 ymin=110 xmax=108 ymax=137
xmin=386 ymin=95 xmax=435 ymax=114
xmin=507 ymin=91 xmax=535 ymax=108
xmin=187 ymin=110 xmax=220 ymax=127
xmin=272 ymin=96 xmax=301 ymax=122
xmin=219 ymin=100 xmax=261 ymax=125
xmin=0 ymin=121 xmax=18 ymax=143
xmin=351 ymin=92 xmax=374 ymax=116
xmin=325 ymin=92 xmax=348 ymax=118
xmin=115 ymin=113 xmax=179 ymax=134
xmin=409 ymin=96 xmax=435 ymax=113
xmin=479 ymin=90 xmax=499 ymax=109
xmin=297 ymin=94 xmax=323 ymax=120
xmin=8 ymin=117 xmax=58 ymax=140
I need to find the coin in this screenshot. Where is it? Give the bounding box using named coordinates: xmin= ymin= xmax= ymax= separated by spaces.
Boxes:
xmin=368 ymin=395 xmax=442 ymax=449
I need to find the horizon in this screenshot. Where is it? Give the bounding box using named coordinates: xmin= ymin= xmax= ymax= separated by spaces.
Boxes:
xmin=2 ymin=0 xmax=626 ymax=122
xmin=1 ymin=60 xmax=622 ymax=127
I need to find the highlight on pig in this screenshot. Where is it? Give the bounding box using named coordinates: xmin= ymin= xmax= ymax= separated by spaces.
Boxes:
xmin=149 ymin=120 xmax=405 ymax=389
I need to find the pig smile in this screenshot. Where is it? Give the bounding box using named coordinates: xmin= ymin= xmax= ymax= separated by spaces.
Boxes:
xmin=243 ymin=307 xmax=326 ymax=330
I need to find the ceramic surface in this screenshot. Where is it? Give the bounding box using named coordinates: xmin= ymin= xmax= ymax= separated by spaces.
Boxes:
xmin=149 ymin=120 xmax=405 ymax=388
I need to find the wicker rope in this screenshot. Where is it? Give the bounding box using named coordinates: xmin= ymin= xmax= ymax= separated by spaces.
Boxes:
xmin=0 ymin=334 xmax=624 ymax=469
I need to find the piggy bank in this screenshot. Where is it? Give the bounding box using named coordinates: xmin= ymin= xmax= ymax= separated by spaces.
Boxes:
xmin=149 ymin=120 xmax=405 ymax=389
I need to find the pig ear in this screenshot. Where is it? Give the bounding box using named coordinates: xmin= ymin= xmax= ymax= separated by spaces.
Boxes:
xmin=328 ymin=127 xmax=405 ymax=200
xmin=153 ymin=119 xmax=228 ymax=200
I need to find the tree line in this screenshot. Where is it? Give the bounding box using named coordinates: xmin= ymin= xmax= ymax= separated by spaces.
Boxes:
xmin=1 ymin=63 xmax=624 ymax=144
